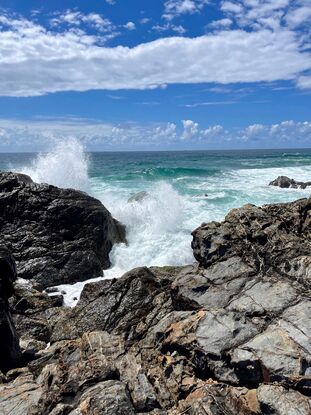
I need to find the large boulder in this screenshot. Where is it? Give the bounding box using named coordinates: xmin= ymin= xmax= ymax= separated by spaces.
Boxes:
xmin=269 ymin=175 xmax=311 ymax=189
xmin=0 ymin=244 xmax=21 ymax=372
xmin=0 ymin=172 xmax=126 ymax=289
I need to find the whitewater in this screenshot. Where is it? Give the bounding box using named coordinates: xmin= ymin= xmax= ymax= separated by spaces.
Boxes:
xmin=2 ymin=138 xmax=310 ymax=306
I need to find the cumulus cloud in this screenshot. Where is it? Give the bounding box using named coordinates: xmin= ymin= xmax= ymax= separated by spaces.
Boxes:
xmin=50 ymin=10 xmax=115 ymax=33
xmin=209 ymin=18 xmax=233 ymax=29
xmin=0 ymin=11 xmax=310 ymax=97
xmin=219 ymin=0 xmax=310 ymax=31
xmin=152 ymin=23 xmax=186 ymax=34
xmin=181 ymin=119 xmax=199 ymax=139
xmin=163 ymin=0 xmax=209 ymax=20
xmin=124 ymin=21 xmax=136 ymax=30
xmin=0 ymin=118 xmax=310 ymax=150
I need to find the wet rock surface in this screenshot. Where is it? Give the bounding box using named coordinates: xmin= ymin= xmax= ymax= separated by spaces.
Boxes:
xmin=269 ymin=175 xmax=311 ymax=189
xmin=0 ymin=183 xmax=310 ymax=414
xmin=0 ymin=172 xmax=126 ymax=289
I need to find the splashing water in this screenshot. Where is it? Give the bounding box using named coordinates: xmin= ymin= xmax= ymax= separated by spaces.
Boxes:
xmin=7 ymin=142 xmax=310 ymax=306
xmin=55 ymin=181 xmax=198 ymax=306
xmin=103 ymin=182 xmax=196 ymax=278
xmin=21 ymin=138 xmax=90 ymax=192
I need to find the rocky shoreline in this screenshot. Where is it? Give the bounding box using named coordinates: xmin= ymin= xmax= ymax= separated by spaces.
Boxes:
xmin=0 ymin=172 xmax=310 ymax=414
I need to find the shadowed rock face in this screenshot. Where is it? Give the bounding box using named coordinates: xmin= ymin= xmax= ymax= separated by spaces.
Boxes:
xmin=0 ymin=188 xmax=310 ymax=413
xmin=269 ymin=175 xmax=311 ymax=189
xmin=0 ymin=244 xmax=21 ymax=372
xmin=0 ymin=172 xmax=126 ymax=289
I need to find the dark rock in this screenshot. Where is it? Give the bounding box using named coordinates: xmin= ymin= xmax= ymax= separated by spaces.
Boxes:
xmin=0 ymin=244 xmax=21 ymax=372
xmin=51 ymin=267 xmax=174 ymax=342
xmin=191 ymin=197 xmax=310 ymax=270
xmin=269 ymin=175 xmax=311 ymax=189
xmin=10 ymin=280 xmax=63 ymax=349
xmin=0 ymin=369 xmax=42 ymax=414
xmin=0 ymin=172 xmax=126 ymax=288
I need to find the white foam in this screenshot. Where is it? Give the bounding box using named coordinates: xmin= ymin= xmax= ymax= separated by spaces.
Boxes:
xmin=53 ymin=276 xmax=104 ymax=307
xmin=17 ymin=142 xmax=310 ymax=307
xmin=52 ymin=181 xmax=198 ymax=307
xmin=101 ymin=181 xmax=197 ymax=276
xmin=21 ymin=137 xmax=90 ymax=192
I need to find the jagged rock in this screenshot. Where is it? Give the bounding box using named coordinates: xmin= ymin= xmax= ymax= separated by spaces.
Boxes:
xmin=0 ymin=196 xmax=310 ymax=414
xmin=68 ymin=381 xmax=136 ymax=415
xmin=0 ymin=371 xmax=43 ymax=414
xmin=0 ymin=172 xmax=126 ymax=289
xmin=10 ymin=279 xmax=63 ymax=351
xmin=191 ymin=197 xmax=311 ymax=269
xmin=0 ymin=244 xmax=21 ymax=372
xmin=51 ymin=267 xmax=175 ymax=342
xmin=257 ymin=384 xmax=311 ymax=415
xmin=176 ymin=383 xmax=260 ymax=415
xmin=269 ymin=175 xmax=311 ymax=189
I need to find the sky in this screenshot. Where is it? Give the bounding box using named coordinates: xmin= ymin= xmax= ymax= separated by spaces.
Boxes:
xmin=0 ymin=0 xmax=310 ymax=151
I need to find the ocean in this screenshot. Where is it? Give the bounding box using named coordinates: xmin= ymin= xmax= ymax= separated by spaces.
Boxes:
xmin=1 ymin=139 xmax=310 ymax=305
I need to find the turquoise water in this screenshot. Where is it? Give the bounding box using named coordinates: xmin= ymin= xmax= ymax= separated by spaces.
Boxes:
xmin=0 ymin=142 xmax=310 ymax=304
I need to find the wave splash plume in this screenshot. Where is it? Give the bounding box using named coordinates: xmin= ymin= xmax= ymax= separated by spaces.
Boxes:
xmin=21 ymin=138 xmax=90 ymax=192
xmin=103 ymin=181 xmax=195 ymax=281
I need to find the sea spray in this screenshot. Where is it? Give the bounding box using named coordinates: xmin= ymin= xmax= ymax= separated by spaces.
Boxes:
xmin=103 ymin=182 xmax=196 ymax=277
xmin=20 ymin=137 xmax=90 ymax=192
xmin=12 ymin=144 xmax=311 ymax=306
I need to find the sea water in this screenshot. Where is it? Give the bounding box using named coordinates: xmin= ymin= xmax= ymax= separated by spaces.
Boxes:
xmin=0 ymin=139 xmax=310 ymax=306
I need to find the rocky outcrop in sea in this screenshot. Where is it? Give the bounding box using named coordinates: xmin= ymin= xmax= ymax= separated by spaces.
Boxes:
xmin=269 ymin=175 xmax=311 ymax=189
xmin=0 ymin=172 xmax=126 ymax=289
xmin=0 ymin=172 xmax=310 ymax=414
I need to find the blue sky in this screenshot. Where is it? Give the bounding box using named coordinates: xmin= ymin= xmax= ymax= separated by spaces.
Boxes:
xmin=0 ymin=0 xmax=310 ymax=150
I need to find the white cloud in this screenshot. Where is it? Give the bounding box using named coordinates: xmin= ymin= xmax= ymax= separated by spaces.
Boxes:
xmin=209 ymin=18 xmax=233 ymax=29
xmin=50 ymin=10 xmax=115 ymax=33
xmin=0 ymin=118 xmax=310 ymax=150
xmin=201 ymin=125 xmax=224 ymax=138
xmin=184 ymin=100 xmax=237 ymax=107
xmin=152 ymin=23 xmax=186 ymax=34
xmin=285 ymin=5 xmax=311 ymax=28
xmin=124 ymin=21 xmax=136 ymax=30
xmin=181 ymin=119 xmax=199 ymax=139
xmin=0 ymin=13 xmax=310 ymax=97
xmin=244 ymin=123 xmax=265 ymax=136
xmin=296 ymin=75 xmax=311 ymax=90
xmin=220 ymin=0 xmax=291 ymax=30
xmin=221 ymin=2 xmax=244 ymax=14
xmin=140 ymin=18 xmax=151 ymax=25
xmin=163 ymin=0 xmax=209 ymax=20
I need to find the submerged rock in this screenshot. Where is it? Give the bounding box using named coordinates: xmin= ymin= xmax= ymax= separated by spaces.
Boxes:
xmin=0 ymin=190 xmax=310 ymax=413
xmin=269 ymin=175 xmax=311 ymax=189
xmin=0 ymin=172 xmax=126 ymax=289
xmin=128 ymin=191 xmax=149 ymax=203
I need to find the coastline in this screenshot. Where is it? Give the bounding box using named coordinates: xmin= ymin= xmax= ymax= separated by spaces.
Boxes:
xmin=0 ymin=171 xmax=310 ymax=414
